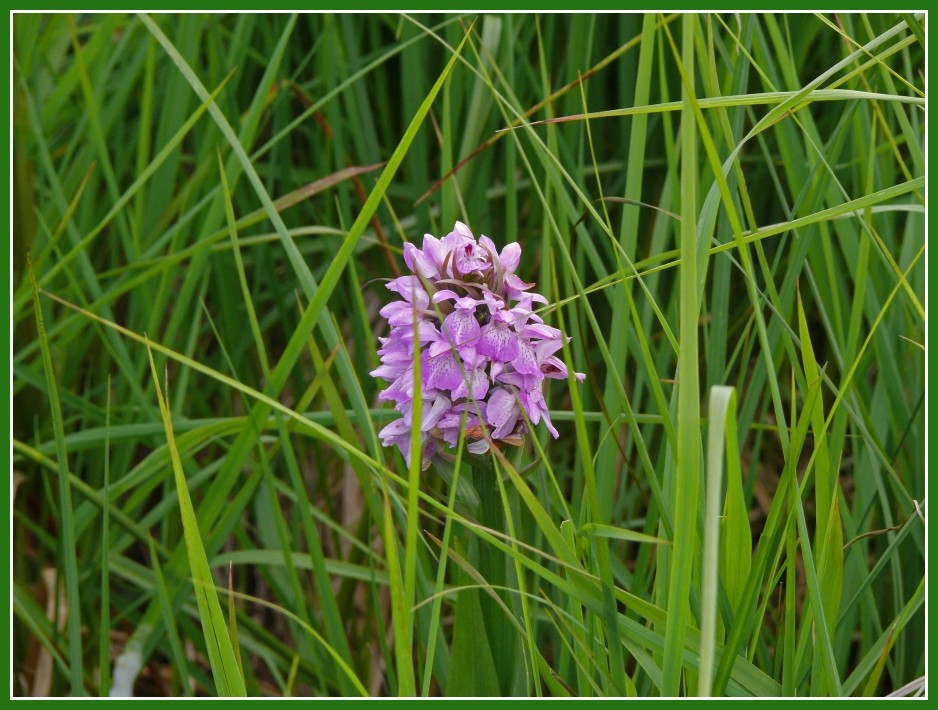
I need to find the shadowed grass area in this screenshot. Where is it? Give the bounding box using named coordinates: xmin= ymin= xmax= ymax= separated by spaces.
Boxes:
xmin=12 ymin=12 xmax=924 ymax=697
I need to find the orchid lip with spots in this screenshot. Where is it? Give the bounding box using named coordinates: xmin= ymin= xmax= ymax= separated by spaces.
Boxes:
xmin=371 ymin=221 xmax=585 ymax=468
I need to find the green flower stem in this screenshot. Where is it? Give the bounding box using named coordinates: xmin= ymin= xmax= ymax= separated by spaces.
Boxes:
xmin=471 ymin=453 xmax=513 ymax=695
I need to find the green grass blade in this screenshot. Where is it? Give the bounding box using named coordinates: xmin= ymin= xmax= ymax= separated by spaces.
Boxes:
xmin=146 ymin=535 xmax=193 ymax=696
xmin=421 ymin=426 xmax=468 ymax=696
xmin=719 ymin=393 xmax=750 ymax=623
xmin=227 ymin=565 xmax=244 ymax=680
xmin=144 ymin=342 xmax=246 ymax=696
xmin=551 ymin=255 xmax=628 ymax=695
xmin=17 ymin=66 xmax=236 ymax=316
xmin=662 ymin=14 xmax=703 ymax=697
xmin=900 ymin=13 xmax=925 ymax=48
xmin=712 ymin=373 xmax=825 ymax=695
xmin=98 ymin=378 xmax=112 ymax=697
xmin=29 ymin=257 xmax=84 ymax=696
xmin=699 ymin=385 xmax=736 ymax=696
xmin=446 ymin=581 xmax=500 ymax=696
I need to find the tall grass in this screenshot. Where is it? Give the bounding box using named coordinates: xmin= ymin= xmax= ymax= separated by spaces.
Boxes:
xmin=12 ymin=12 xmax=925 ymax=697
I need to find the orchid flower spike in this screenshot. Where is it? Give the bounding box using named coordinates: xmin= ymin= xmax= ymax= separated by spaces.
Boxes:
xmin=371 ymin=221 xmax=585 ymax=468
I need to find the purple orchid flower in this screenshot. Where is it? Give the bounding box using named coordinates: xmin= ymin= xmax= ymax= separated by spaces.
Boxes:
xmin=370 ymin=221 xmax=584 ymax=467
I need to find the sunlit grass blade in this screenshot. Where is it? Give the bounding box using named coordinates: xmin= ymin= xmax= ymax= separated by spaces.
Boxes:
xmin=144 ymin=342 xmax=245 ymax=696
xmin=517 ymin=89 xmax=923 ymax=129
xmin=699 ymin=385 xmax=737 ymax=696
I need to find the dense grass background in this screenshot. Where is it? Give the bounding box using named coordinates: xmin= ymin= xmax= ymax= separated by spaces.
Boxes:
xmin=11 ymin=12 xmax=925 ymax=697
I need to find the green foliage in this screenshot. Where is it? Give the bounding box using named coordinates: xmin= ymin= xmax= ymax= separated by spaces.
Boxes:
xmin=12 ymin=12 xmax=924 ymax=697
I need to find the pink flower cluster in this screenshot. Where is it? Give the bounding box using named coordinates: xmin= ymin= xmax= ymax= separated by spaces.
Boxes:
xmin=371 ymin=222 xmax=584 ymax=467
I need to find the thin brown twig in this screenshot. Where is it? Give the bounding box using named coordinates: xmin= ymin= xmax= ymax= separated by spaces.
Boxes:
xmin=842 ymin=502 xmax=924 ymax=550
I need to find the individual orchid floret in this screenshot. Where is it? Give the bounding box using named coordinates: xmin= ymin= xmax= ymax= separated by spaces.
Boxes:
xmin=370 ymin=221 xmax=584 ymax=468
